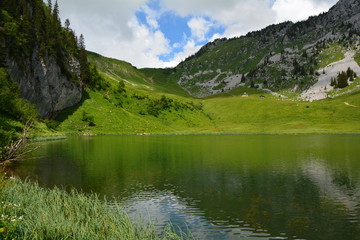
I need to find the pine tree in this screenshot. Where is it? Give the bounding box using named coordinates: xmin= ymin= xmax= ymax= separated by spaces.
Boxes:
xmin=53 ymin=0 xmax=59 ymax=22
xmin=346 ymin=67 xmax=353 ymax=79
xmin=65 ymin=19 xmax=71 ymax=30
xmin=337 ymin=71 xmax=348 ymax=88
xmin=78 ymin=34 xmax=90 ymax=84
xmin=349 ymin=74 xmax=354 ymax=82
xmin=78 ymin=34 xmax=85 ymax=50
xmin=241 ymin=74 xmax=246 ymax=83
xmin=330 ymin=77 xmax=336 ymax=87
xmin=47 ymin=0 xmax=52 ymax=12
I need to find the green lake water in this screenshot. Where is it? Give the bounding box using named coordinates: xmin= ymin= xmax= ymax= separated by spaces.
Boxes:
xmin=10 ymin=135 xmax=360 ymax=239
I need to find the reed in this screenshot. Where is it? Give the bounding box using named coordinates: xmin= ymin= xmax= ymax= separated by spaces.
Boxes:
xmin=0 ymin=176 xmax=191 ymax=240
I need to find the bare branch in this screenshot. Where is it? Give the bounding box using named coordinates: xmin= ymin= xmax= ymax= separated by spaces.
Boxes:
xmin=0 ymin=120 xmax=40 ymax=166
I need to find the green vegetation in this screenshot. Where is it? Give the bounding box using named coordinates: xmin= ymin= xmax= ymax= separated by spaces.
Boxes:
xmin=0 ymin=0 xmax=86 ymax=85
xmin=87 ymin=52 xmax=188 ymax=96
xmin=202 ymin=89 xmax=360 ymax=133
xmin=355 ymin=51 xmax=360 ymax=66
xmin=317 ymin=44 xmax=345 ymax=69
xmin=29 ymin=52 xmax=357 ymax=136
xmin=0 ymin=68 xmax=38 ymax=161
xmin=0 ymin=175 xmax=190 ymax=239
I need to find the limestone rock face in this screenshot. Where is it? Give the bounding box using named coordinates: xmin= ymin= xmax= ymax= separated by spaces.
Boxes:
xmin=6 ymin=49 xmax=82 ymax=118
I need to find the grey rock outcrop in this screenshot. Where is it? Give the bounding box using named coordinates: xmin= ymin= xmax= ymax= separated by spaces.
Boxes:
xmin=6 ymin=49 xmax=82 ymax=118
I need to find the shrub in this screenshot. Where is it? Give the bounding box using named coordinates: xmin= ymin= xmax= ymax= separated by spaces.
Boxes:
xmin=81 ymin=111 xmax=95 ymax=126
xmin=0 ymin=68 xmax=38 ymax=122
xmin=43 ymin=120 xmax=60 ymax=130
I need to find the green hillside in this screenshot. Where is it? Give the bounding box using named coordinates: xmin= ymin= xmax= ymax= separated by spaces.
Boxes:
xmin=32 ymin=52 xmax=359 ymax=137
xmin=87 ymin=52 xmax=188 ymax=96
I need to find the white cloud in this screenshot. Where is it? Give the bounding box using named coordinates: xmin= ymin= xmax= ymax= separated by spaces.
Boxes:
xmin=57 ymin=0 xmax=339 ymax=68
xmin=141 ymin=5 xmax=161 ymax=29
xmin=161 ymin=0 xmax=276 ymax=39
xmin=272 ymin=0 xmax=336 ymax=23
xmin=187 ymin=17 xmax=214 ymax=42
xmin=58 ymin=0 xmax=172 ymax=68
xmin=163 ymin=40 xmax=202 ymax=68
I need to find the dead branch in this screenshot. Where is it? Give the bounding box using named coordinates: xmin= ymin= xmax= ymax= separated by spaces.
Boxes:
xmin=0 ymin=120 xmax=39 ymax=166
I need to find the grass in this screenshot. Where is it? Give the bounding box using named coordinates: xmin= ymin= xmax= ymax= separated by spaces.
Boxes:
xmin=46 ymin=88 xmax=214 ymax=136
xmin=0 ymin=175 xmax=191 ymax=240
xmin=317 ymin=44 xmax=346 ymax=69
xmin=355 ymin=51 xmax=360 ymax=66
xmin=25 ymin=47 xmax=360 ymax=137
xmin=32 ymin=50 xmax=359 ymax=136
xmin=41 ymin=85 xmax=360 ymax=136
xmin=201 ymin=88 xmax=360 ymax=134
xmin=328 ymin=77 xmax=360 ymax=97
xmin=88 ymin=52 xmax=188 ymax=97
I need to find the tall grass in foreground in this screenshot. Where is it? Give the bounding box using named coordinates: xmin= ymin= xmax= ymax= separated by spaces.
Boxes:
xmin=0 ymin=176 xmax=191 ymax=240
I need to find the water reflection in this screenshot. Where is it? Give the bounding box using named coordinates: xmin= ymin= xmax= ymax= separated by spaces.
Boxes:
xmin=10 ymin=135 xmax=360 ymax=240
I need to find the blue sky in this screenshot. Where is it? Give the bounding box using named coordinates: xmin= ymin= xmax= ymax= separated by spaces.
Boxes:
xmin=135 ymin=1 xmax=226 ymax=62
xmin=58 ymin=0 xmax=337 ymax=68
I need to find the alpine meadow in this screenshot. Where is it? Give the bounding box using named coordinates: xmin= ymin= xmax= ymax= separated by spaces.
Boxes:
xmin=1 ymin=0 xmax=360 ymax=239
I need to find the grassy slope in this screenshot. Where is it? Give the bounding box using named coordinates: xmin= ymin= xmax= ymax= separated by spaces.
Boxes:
xmin=50 ymin=85 xmax=360 ymax=135
xmin=139 ymin=68 xmax=189 ymax=97
xmin=355 ymin=51 xmax=360 ymax=66
xmin=35 ymin=52 xmax=359 ymax=136
xmin=317 ymin=44 xmax=346 ymax=69
xmin=203 ymin=89 xmax=360 ymax=133
xmin=53 ymin=89 xmax=214 ymax=135
xmin=88 ymin=52 xmax=188 ymax=96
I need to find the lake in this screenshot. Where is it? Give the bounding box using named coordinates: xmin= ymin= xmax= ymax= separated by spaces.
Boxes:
xmin=10 ymin=135 xmax=360 ymax=240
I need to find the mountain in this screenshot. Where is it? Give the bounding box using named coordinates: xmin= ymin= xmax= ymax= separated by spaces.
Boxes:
xmin=87 ymin=51 xmax=189 ymax=97
xmin=161 ymin=0 xmax=360 ymax=98
xmin=0 ymin=0 xmax=86 ymax=118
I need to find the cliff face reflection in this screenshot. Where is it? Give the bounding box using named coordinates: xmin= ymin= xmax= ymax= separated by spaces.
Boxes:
xmin=11 ymin=135 xmax=360 ymax=240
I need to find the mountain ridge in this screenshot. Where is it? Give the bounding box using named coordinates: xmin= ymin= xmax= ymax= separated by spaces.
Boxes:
xmin=151 ymin=0 xmax=360 ymax=98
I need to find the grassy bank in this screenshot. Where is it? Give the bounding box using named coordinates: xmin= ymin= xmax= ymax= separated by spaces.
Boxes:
xmin=202 ymin=88 xmax=360 ymax=134
xmin=0 ymin=175 xmax=191 ymax=240
xmin=33 ymin=86 xmax=359 ymax=137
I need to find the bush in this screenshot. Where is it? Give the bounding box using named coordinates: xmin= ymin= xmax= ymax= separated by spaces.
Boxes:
xmin=88 ymin=65 xmax=110 ymax=90
xmin=81 ymin=111 xmax=95 ymax=126
xmin=0 ymin=68 xmax=38 ymax=122
xmin=43 ymin=120 xmax=60 ymax=130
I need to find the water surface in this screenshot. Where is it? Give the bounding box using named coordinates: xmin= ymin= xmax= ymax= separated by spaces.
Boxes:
xmin=11 ymin=135 xmax=360 ymax=240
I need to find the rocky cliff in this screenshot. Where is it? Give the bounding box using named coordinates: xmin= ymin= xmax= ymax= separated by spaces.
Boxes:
xmin=0 ymin=0 xmax=83 ymax=118
xmin=5 ymin=49 xmax=82 ymax=118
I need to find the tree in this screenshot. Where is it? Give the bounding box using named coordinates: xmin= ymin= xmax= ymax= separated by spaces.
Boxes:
xmin=346 ymin=67 xmax=354 ymax=79
xmin=337 ymin=71 xmax=348 ymax=88
xmin=47 ymin=0 xmax=52 ymax=11
xmin=241 ymin=74 xmax=246 ymax=83
xmin=349 ymin=74 xmax=354 ymax=82
xmin=78 ymin=34 xmax=85 ymax=50
xmin=250 ymin=80 xmax=255 ymax=88
xmin=330 ymin=77 xmax=336 ymax=87
xmin=53 ymin=0 xmax=59 ymax=20
xmin=78 ymin=34 xmax=90 ymax=83
xmin=64 ymin=19 xmax=70 ymax=30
